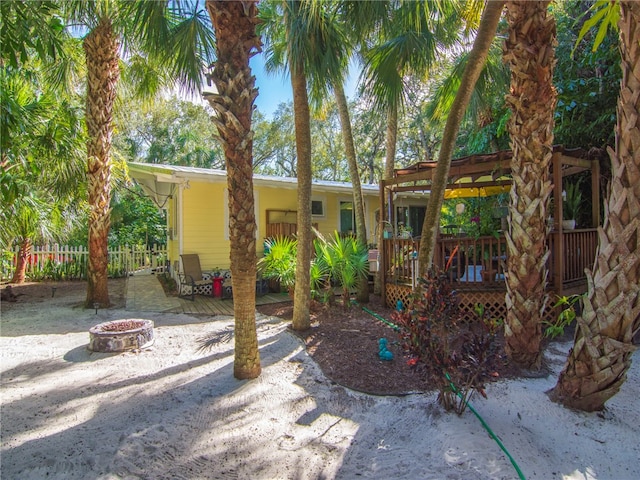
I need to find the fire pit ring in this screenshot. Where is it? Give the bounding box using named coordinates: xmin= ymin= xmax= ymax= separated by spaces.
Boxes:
xmin=89 ymin=319 xmax=155 ymax=353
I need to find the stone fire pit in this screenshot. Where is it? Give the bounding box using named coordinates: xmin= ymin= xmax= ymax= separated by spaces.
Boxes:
xmin=89 ymin=319 xmax=155 ymax=353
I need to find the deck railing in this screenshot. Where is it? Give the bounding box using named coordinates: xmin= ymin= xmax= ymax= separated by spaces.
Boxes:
xmin=382 ymin=228 xmax=597 ymax=290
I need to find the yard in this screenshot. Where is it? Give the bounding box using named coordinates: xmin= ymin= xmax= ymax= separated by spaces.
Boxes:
xmin=1 ymin=279 xmax=639 ymax=479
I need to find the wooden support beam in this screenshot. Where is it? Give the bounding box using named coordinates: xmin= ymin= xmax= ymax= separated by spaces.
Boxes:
xmin=591 ymin=158 xmax=601 ymax=227
xmin=553 ymin=152 xmax=564 ymax=295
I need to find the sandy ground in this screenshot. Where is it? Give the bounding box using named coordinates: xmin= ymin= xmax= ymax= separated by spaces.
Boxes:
xmin=1 ymin=283 xmax=640 ymax=480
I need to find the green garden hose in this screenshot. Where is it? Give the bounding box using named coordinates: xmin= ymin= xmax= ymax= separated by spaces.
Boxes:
xmin=354 ymin=300 xmax=526 ymax=480
xmin=444 ymin=373 xmax=526 ymax=480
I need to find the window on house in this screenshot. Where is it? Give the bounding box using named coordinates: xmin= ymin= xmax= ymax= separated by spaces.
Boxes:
xmin=311 ymin=199 xmax=325 ymax=216
xmin=340 ymin=200 xmax=355 ymax=234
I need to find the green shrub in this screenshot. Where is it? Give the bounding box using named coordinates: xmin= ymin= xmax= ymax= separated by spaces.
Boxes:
xmin=258 ymin=236 xmax=298 ymax=296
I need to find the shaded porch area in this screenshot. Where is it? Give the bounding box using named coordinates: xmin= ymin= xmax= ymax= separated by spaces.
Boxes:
xmin=377 ymin=146 xmax=604 ymax=320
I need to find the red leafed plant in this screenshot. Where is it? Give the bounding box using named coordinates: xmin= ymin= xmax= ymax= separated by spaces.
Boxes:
xmin=391 ymin=268 xmax=502 ymax=414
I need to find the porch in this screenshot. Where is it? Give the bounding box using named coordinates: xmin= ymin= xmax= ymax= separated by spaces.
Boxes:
xmin=377 ymin=146 xmax=604 ymax=320
xmin=378 ymin=228 xmax=596 ymax=320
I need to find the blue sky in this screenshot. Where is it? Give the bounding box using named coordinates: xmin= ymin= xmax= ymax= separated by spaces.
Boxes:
xmin=250 ymin=54 xmax=361 ymax=118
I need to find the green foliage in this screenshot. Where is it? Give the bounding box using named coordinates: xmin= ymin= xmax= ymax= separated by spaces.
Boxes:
xmin=108 ymin=186 xmax=166 ymax=247
xmin=114 ymin=96 xmax=224 ymax=168
xmin=258 ymin=236 xmax=298 ymax=295
xmin=574 ymin=0 xmax=619 ymax=54
xmin=314 ymin=231 xmax=368 ymax=309
xmin=553 ymin=0 xmax=620 ymax=148
xmin=440 ymin=195 xmax=506 ymax=238
xmin=258 ymin=232 xmax=368 ymax=307
xmin=563 ymin=180 xmax=583 ymax=221
xmin=545 ymin=294 xmax=582 ymax=339
xmin=392 ymin=270 xmax=502 ymax=414
xmin=29 ymin=257 xmax=86 ymax=281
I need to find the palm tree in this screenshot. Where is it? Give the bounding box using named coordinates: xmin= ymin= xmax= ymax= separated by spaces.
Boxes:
xmin=0 ymin=58 xmax=86 ymax=283
xmin=62 ymin=1 xmax=215 ymax=308
xmin=416 ymin=0 xmax=506 ymax=267
xmin=500 ymin=0 xmax=557 ymax=370
xmin=333 ymin=79 xmax=369 ymax=303
xmin=204 ymin=0 xmax=262 ymax=380
xmin=260 ymin=0 xmax=347 ymax=330
xmin=550 ymin=1 xmax=640 ymax=411
xmin=357 ymin=1 xmax=463 ymax=292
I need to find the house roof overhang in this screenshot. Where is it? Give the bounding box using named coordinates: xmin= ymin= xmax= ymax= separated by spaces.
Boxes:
xmin=126 ymin=162 xmax=386 ymax=206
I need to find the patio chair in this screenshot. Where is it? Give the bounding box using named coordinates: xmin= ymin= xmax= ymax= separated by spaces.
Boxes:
xmin=178 ymin=254 xmax=213 ymax=301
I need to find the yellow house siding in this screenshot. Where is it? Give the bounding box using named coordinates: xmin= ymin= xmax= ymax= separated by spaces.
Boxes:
xmin=181 ymin=182 xmax=228 ymax=270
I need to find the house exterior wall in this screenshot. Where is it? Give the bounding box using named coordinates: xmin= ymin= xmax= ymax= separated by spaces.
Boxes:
xmin=180 ymin=181 xmax=228 ymax=270
xmin=172 ymin=180 xmax=380 ymax=272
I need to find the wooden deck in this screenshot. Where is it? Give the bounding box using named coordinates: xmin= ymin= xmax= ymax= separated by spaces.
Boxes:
xmin=175 ymin=292 xmax=291 ymax=316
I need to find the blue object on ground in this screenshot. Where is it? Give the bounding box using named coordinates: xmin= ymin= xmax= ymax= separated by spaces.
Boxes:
xmin=396 ymin=300 xmax=403 ymax=311
xmin=378 ymin=338 xmax=394 ymax=361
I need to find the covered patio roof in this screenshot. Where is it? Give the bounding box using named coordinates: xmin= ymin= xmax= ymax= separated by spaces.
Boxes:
xmin=381 ymin=145 xmax=604 ymax=227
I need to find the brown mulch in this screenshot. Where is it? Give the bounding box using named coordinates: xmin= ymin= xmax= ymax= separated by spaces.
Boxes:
xmin=257 ymin=296 xmax=432 ymax=395
xmin=3 ymin=279 xmax=517 ymax=396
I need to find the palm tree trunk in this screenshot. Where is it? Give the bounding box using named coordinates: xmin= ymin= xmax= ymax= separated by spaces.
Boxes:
xmin=374 ymin=104 xmax=398 ymax=295
xmin=11 ymin=237 xmax=31 ymax=284
xmin=502 ymin=0 xmax=557 ymax=370
xmin=205 ymin=0 xmax=261 ymax=380
xmin=333 ymin=80 xmax=369 ymax=303
xmin=550 ymin=1 xmax=640 ymax=411
xmin=83 ymin=18 xmax=119 ymax=308
xmin=291 ymin=59 xmax=312 ymax=331
xmin=417 ymin=0 xmax=506 ymax=270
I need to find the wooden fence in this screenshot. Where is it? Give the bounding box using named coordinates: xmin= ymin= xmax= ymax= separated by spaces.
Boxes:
xmin=1 ymin=244 xmax=168 ymax=282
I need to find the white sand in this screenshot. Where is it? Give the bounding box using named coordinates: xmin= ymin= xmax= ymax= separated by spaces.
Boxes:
xmin=1 ymin=290 xmax=639 ymax=480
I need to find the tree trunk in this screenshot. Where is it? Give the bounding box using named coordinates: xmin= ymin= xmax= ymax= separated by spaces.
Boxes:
xmin=333 ymin=80 xmax=369 ymax=303
xmin=417 ymin=0 xmax=506 ymax=270
xmin=11 ymin=237 xmax=31 ymax=284
xmin=502 ymin=0 xmax=557 ymax=370
xmin=291 ymin=60 xmax=312 ymax=331
xmin=550 ymin=1 xmax=640 ymax=411
xmin=374 ymin=104 xmax=398 ymax=296
xmin=83 ymin=18 xmax=119 ymax=309
xmin=206 ymin=0 xmax=261 ymax=380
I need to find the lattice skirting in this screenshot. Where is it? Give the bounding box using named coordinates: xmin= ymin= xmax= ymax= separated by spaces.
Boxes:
xmin=181 ymin=283 xmax=213 ymax=296
xmin=385 ymin=283 xmax=561 ymax=323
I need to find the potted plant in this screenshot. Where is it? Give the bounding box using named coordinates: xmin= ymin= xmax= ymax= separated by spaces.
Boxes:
xmin=562 ymin=181 xmax=583 ymax=230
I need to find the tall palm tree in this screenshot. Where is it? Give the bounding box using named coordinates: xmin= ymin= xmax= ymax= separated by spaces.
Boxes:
xmin=415 ymin=0 xmax=506 ymax=268
xmin=63 ymin=1 xmax=215 ymax=308
xmin=357 ymin=0 xmax=463 ymax=292
xmin=550 ymin=1 xmax=640 ymax=411
xmin=204 ymin=0 xmax=262 ymax=380
xmin=260 ymin=0 xmax=347 ymax=330
xmin=501 ymin=0 xmax=557 ymax=370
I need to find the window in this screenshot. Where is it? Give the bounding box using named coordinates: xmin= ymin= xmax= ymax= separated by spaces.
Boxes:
xmin=340 ymin=200 xmax=355 ymax=234
xmin=311 ymin=199 xmax=325 ymax=217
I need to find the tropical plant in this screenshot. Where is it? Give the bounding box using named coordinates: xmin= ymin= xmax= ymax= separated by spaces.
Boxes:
xmin=392 ymin=269 xmax=501 ymax=414
xmin=260 ymin=0 xmax=347 ymax=331
xmin=59 ymin=0 xmax=216 ymax=308
xmin=550 ymin=0 xmax=640 ymax=411
xmin=258 ymin=237 xmax=298 ymax=297
xmin=204 ymin=0 xmax=262 ymax=379
xmin=562 ymin=180 xmax=583 ymax=221
xmin=314 ymin=231 xmax=368 ymax=309
xmin=359 ymin=1 xmax=464 ymax=295
xmin=500 ymin=0 xmax=558 ymax=370
xmin=417 ymin=0 xmax=506 ymax=270
xmin=0 ymin=55 xmax=87 ymax=283
xmin=544 ymin=294 xmax=582 ymax=339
